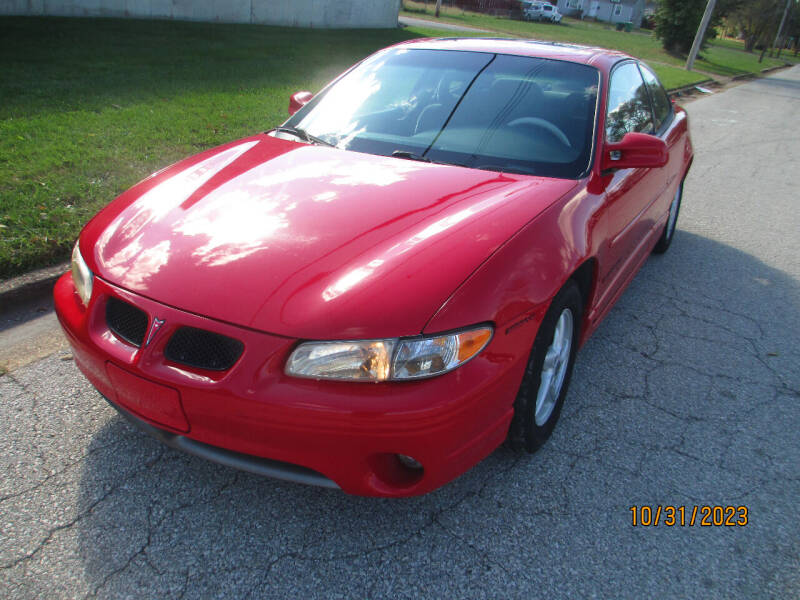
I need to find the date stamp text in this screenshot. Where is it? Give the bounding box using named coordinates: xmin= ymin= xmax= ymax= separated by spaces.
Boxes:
xmin=629 ymin=505 xmax=748 ymax=527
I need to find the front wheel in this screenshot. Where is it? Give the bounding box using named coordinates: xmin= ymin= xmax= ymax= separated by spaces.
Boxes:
xmin=652 ymin=180 xmax=683 ymax=254
xmin=508 ymin=281 xmax=582 ymax=452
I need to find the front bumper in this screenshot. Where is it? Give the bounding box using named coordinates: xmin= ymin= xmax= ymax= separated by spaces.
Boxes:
xmin=54 ymin=272 xmax=528 ymax=497
xmin=102 ymin=393 xmax=339 ymax=489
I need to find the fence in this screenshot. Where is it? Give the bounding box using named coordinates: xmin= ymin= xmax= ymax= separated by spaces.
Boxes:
xmin=0 ymin=0 xmax=402 ymax=28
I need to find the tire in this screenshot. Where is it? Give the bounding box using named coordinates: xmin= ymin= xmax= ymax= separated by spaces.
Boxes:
xmin=508 ymin=281 xmax=582 ymax=453
xmin=652 ymin=179 xmax=683 ymax=254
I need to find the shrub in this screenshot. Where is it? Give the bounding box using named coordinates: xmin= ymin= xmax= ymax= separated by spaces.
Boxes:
xmin=655 ymin=0 xmax=708 ymax=54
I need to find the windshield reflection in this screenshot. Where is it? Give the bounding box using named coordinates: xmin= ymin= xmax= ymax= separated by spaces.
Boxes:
xmin=285 ymin=48 xmax=599 ymax=179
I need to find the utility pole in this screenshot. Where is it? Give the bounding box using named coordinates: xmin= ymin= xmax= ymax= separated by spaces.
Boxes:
xmin=686 ymin=0 xmax=718 ymax=71
xmin=435 ymin=0 xmax=442 ymax=17
xmin=771 ymin=0 xmax=793 ymax=56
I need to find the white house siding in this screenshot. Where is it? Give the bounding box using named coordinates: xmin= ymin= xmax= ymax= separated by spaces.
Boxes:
xmin=619 ymin=5 xmax=634 ymax=23
xmin=598 ymin=3 xmax=633 ymax=24
xmin=556 ymin=0 xmax=578 ymax=17
xmin=558 ymin=0 xmax=642 ymax=27
xmin=0 ymin=0 xmax=401 ymax=28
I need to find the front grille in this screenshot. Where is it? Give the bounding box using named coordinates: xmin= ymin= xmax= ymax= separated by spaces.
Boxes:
xmin=106 ymin=297 xmax=148 ymax=347
xmin=164 ymin=327 xmax=244 ymax=371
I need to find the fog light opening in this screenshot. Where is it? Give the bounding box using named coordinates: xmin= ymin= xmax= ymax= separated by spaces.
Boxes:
xmin=396 ymin=454 xmax=424 ymax=470
xmin=367 ymin=452 xmax=425 ymax=490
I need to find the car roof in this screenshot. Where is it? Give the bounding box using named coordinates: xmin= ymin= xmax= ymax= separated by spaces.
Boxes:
xmin=392 ymin=37 xmax=632 ymax=72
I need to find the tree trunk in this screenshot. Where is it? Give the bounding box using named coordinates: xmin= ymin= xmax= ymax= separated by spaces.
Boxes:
xmin=772 ymin=0 xmax=792 ymax=58
xmin=435 ymin=0 xmax=442 ymax=17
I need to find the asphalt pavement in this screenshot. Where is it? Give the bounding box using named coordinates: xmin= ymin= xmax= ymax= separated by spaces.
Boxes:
xmin=1 ymin=66 xmax=799 ymax=599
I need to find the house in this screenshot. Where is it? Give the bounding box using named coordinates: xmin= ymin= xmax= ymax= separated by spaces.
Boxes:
xmin=555 ymin=0 xmax=645 ymax=28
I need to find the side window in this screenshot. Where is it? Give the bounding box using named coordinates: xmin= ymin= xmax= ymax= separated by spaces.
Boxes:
xmin=639 ymin=64 xmax=672 ymax=132
xmin=605 ymin=62 xmax=653 ymax=143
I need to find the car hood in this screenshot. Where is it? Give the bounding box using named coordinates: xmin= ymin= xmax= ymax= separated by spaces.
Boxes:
xmin=82 ymin=135 xmax=577 ymax=339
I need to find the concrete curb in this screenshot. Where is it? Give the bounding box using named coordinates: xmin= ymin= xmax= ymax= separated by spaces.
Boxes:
xmin=667 ymin=78 xmax=715 ymax=97
xmin=668 ymin=62 xmax=795 ymax=100
xmin=732 ymin=62 xmax=793 ymax=81
xmin=0 ymin=262 xmax=69 ymax=312
xmin=760 ymin=63 xmax=793 ymax=74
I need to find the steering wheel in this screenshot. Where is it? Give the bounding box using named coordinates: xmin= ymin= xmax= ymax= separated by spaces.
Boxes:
xmin=507 ymin=117 xmax=572 ymax=149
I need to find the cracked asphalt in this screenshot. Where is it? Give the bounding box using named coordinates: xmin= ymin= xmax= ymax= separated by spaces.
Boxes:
xmin=2 ymin=66 xmax=799 ymax=599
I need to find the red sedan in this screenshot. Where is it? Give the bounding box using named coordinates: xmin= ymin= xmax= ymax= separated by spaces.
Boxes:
xmin=55 ymin=38 xmax=692 ymax=496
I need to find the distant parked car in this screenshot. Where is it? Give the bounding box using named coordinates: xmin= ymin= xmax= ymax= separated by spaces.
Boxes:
xmin=524 ymin=2 xmax=563 ymax=23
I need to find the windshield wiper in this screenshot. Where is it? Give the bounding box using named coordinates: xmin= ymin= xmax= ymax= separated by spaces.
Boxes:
xmin=272 ymin=126 xmax=336 ymax=148
xmin=391 ymin=150 xmax=431 ymax=163
xmin=474 ymin=164 xmax=536 ymax=175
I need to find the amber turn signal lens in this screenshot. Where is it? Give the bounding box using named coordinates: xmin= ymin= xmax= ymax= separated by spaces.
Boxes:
xmin=456 ymin=328 xmax=493 ymax=362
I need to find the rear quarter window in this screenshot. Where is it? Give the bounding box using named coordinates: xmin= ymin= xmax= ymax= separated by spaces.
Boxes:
xmin=639 ymin=64 xmax=673 ymax=133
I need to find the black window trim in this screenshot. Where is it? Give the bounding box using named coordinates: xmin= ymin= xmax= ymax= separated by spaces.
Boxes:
xmin=636 ymin=61 xmax=675 ymax=137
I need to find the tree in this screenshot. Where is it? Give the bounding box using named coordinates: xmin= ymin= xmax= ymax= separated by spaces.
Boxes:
xmin=787 ymin=1 xmax=800 ymax=55
xmin=655 ymin=0 xmax=741 ymax=55
xmin=727 ymin=0 xmax=785 ymax=51
xmin=656 ymin=0 xmax=711 ymax=54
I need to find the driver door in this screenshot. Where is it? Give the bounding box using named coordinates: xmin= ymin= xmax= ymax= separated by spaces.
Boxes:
xmin=599 ymin=61 xmax=668 ymax=301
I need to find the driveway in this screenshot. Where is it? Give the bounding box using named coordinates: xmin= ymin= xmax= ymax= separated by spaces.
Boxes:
xmin=1 ymin=66 xmax=799 ymax=599
xmin=399 ymin=15 xmax=493 ymax=33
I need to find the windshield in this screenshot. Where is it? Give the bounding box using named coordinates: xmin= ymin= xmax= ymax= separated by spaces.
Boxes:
xmin=284 ymin=48 xmax=599 ymax=178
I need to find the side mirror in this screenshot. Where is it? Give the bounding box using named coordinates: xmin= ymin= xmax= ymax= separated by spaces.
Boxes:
xmin=601 ymin=132 xmax=668 ymax=172
xmin=288 ymin=91 xmax=313 ymax=116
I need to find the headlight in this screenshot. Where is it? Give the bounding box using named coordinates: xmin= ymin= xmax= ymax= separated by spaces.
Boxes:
xmin=71 ymin=241 xmax=93 ymax=306
xmin=285 ymin=325 xmax=492 ymax=382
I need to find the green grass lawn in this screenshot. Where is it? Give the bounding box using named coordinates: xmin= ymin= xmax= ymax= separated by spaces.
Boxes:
xmin=713 ymin=35 xmax=800 ymax=61
xmin=712 ymin=36 xmax=752 ymax=51
xmin=401 ymin=1 xmax=796 ymax=82
xmin=0 ymin=17 xmax=450 ymax=278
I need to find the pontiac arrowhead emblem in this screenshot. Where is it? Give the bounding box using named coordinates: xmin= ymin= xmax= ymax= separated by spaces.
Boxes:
xmin=145 ymin=317 xmax=166 ymax=347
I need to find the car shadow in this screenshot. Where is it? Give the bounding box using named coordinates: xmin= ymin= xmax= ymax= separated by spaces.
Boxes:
xmin=75 ymin=229 xmax=799 ymax=595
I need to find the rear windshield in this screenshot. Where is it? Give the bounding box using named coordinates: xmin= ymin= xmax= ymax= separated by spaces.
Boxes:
xmin=286 ymin=48 xmax=600 ymax=179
